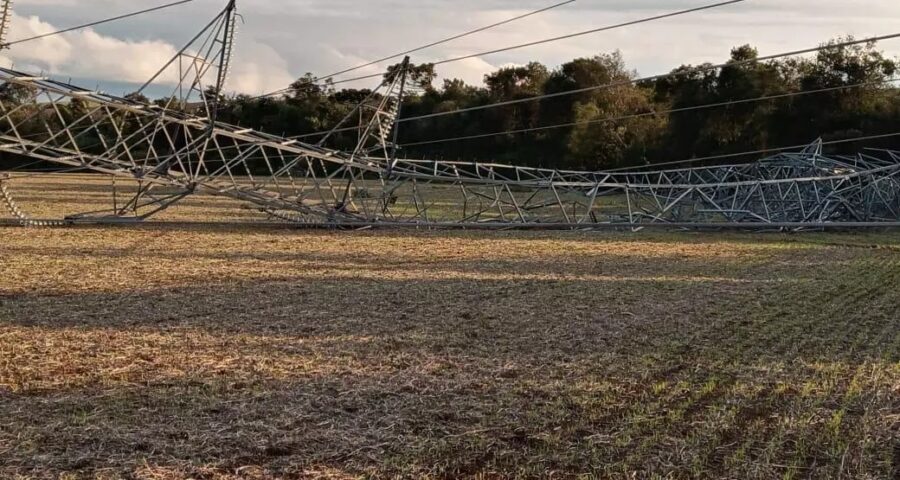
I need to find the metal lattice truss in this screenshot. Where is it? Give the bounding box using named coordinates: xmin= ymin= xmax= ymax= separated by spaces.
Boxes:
xmin=2 ymin=61 xmax=900 ymax=228
xmin=609 ymin=143 xmax=900 ymax=225
xmin=1 ymin=2 xmax=899 ymax=229
xmin=0 ymin=0 xmax=12 ymax=48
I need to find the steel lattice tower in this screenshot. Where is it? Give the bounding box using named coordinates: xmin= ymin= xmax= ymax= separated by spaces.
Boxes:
xmin=0 ymin=0 xmax=898 ymax=230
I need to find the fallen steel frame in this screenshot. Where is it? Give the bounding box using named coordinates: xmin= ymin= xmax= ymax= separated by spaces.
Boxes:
xmin=0 ymin=3 xmax=899 ymax=230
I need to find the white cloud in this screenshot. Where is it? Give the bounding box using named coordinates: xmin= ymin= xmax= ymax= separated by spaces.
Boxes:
xmin=228 ymin=40 xmax=295 ymax=94
xmin=2 ymin=0 xmax=900 ymax=95
xmin=441 ymin=56 xmax=499 ymax=85
xmin=0 ymin=10 xmax=295 ymax=95
xmin=1 ymin=13 xmax=178 ymax=83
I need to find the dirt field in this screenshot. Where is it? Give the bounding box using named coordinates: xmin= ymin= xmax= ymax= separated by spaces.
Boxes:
xmin=1 ymin=179 xmax=899 ymax=478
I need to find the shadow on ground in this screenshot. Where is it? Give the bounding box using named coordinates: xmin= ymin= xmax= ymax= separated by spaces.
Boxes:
xmin=1 ymin=229 xmax=898 ymax=478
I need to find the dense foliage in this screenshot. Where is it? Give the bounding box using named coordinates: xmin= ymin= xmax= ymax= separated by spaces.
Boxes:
xmin=215 ymin=38 xmax=899 ymax=170
xmin=1 ymin=38 xmax=897 ymax=172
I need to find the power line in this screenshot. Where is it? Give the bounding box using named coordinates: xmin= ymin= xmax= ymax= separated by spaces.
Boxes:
xmin=145 ymin=129 xmax=900 ymax=177
xmin=3 ymin=0 xmax=196 ymax=47
xmin=199 ymin=78 xmax=900 ymax=168
xmin=432 ymin=0 xmax=747 ymax=67
xmin=606 ymin=131 xmax=900 ymax=172
xmin=320 ymin=0 xmax=577 ymax=84
xmin=255 ymin=0 xmax=746 ymax=99
xmin=399 ymin=78 xmax=900 ymax=147
xmin=113 ymin=83 xmax=900 ymax=182
xmin=250 ymin=0 xmax=577 ymax=100
xmin=282 ymin=31 xmax=900 ymax=141
xmin=398 ymin=32 xmax=900 ymax=123
xmin=326 ymin=0 xmax=748 ymax=87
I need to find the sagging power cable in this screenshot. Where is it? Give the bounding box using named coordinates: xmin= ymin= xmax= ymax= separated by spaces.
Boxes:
xmin=399 ymin=78 xmax=900 ymax=147
xmin=254 ymin=0 xmax=746 ymax=99
xmin=252 ymin=0 xmax=577 ymax=100
xmin=2 ymin=0 xmax=196 ymax=47
xmin=280 ymin=32 xmax=900 ymax=142
xmin=606 ymin=131 xmax=900 ymax=172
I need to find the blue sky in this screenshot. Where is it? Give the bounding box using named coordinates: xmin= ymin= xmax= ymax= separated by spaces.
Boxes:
xmin=3 ymin=0 xmax=900 ymax=97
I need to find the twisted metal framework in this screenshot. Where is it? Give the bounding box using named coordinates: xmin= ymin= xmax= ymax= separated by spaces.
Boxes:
xmin=610 ymin=143 xmax=900 ymax=225
xmin=1 ymin=1 xmax=899 ymax=229
xmin=0 ymin=0 xmax=11 ymax=48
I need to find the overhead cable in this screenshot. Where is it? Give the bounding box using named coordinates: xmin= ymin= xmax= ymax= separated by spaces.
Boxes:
xmin=251 ymin=0 xmax=577 ymax=99
xmin=400 ymin=78 xmax=900 ymax=147
xmin=254 ymin=0 xmax=746 ymax=98
xmin=3 ymin=0 xmax=196 ymax=47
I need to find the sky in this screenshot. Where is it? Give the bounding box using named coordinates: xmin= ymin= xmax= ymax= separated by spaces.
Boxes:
xmin=2 ymin=0 xmax=900 ymax=98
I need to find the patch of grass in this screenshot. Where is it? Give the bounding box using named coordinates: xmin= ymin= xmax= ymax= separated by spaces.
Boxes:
xmin=0 ymin=176 xmax=898 ymax=479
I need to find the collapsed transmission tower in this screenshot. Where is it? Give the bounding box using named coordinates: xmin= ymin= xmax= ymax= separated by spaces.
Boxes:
xmin=0 ymin=1 xmax=898 ymax=229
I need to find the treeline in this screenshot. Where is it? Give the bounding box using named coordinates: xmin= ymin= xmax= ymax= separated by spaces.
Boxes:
xmin=215 ymin=38 xmax=900 ymax=170
xmin=3 ymin=38 xmax=895 ymax=173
